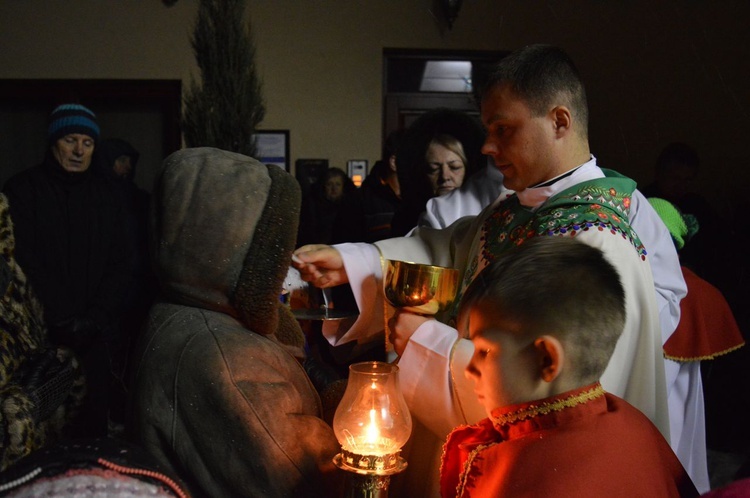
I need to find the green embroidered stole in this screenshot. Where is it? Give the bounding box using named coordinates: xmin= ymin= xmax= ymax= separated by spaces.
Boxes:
xmin=457 ymin=171 xmax=646 ymax=310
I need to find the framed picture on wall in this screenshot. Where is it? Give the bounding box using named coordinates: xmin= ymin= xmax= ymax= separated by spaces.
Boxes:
xmin=252 ymin=129 xmax=290 ymax=172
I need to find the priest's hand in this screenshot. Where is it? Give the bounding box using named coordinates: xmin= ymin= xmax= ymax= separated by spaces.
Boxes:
xmin=388 ymin=310 xmax=433 ymax=357
xmin=292 ymin=244 xmax=349 ymax=288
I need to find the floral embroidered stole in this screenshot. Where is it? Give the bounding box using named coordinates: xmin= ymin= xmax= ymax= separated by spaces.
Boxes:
xmin=457 ymin=172 xmax=646 ymax=312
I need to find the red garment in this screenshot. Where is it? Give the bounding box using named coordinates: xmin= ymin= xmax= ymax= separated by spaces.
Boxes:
xmin=440 ymin=383 xmax=698 ymax=498
xmin=701 ymin=478 xmax=750 ymax=497
xmin=664 ymin=267 xmax=745 ymax=361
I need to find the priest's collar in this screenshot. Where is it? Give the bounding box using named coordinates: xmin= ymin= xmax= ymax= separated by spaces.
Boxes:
xmin=516 ymin=156 xmax=601 ymax=209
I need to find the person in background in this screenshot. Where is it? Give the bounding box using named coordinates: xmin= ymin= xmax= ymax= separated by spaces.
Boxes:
xmin=298 ymin=167 xmax=356 ymax=246
xmin=648 ymin=197 xmax=746 ymax=490
xmin=390 ymin=108 xmax=486 ymax=236
xmin=642 ymin=143 xmax=733 ymax=295
xmin=2 ymin=104 xmax=134 ymax=438
xmin=418 ymin=58 xmax=510 ymax=229
xmin=94 ymin=138 xmax=155 ymax=435
xmin=333 ymin=130 xmax=403 ymax=244
xmin=649 ymin=196 xmax=744 ymax=364
xmin=441 ymin=236 xmax=697 ymax=497
xmin=326 ymin=145 xmax=404 ymax=374
xmin=327 ymin=131 xmax=405 ymax=369
xmin=95 ymin=139 xmax=153 ymax=330
xmin=98 ymin=138 xmax=139 ymax=181
xmin=643 ymin=143 xmax=705 ymax=217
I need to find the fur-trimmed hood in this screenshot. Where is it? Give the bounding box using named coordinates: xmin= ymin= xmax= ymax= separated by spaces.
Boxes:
xmin=150 ymin=147 xmax=301 ymax=341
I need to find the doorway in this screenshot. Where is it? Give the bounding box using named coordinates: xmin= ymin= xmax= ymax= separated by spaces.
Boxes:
xmin=382 ymin=48 xmax=509 ymax=141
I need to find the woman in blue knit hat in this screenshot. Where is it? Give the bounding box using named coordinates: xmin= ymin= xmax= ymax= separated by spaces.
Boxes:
xmin=2 ymin=103 xmax=135 ymax=439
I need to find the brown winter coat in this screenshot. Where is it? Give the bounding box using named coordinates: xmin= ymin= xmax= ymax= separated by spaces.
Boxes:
xmin=131 ymin=148 xmax=341 ymax=497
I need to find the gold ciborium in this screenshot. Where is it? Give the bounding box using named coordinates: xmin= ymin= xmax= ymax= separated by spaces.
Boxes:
xmin=383 ymin=260 xmax=459 ymax=316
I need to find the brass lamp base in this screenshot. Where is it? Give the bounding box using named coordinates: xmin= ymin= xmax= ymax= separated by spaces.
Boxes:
xmin=334 ymin=452 xmax=407 ymax=498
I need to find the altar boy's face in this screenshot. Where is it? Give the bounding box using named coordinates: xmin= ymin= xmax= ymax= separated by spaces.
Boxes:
xmin=465 ymin=304 xmax=540 ymax=415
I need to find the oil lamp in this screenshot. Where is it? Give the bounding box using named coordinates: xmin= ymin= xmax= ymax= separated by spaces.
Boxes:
xmin=333 ymin=361 xmax=412 ymax=497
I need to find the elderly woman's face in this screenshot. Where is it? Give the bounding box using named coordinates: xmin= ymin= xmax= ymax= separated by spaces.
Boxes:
xmin=52 ymin=134 xmax=95 ymax=173
xmin=425 ymin=142 xmax=466 ymax=196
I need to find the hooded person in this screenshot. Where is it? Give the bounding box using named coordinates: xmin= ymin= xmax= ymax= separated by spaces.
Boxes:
xmin=93 ymin=138 xmax=149 ymax=285
xmin=94 ymin=138 xmax=155 ymax=388
xmin=95 ymin=138 xmax=140 ymax=182
xmin=130 ymin=147 xmax=342 ymax=498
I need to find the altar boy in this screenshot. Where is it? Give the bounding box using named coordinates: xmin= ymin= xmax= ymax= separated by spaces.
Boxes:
xmin=441 ymin=236 xmax=698 ymax=498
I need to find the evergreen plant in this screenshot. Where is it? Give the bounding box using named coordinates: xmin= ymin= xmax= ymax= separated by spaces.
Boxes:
xmin=182 ymin=0 xmax=265 ymax=157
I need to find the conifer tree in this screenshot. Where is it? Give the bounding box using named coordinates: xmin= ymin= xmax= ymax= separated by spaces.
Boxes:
xmin=182 ymin=0 xmax=265 ymax=157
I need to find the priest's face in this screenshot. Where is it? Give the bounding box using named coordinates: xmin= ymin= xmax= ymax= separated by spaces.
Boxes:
xmin=480 ymin=84 xmax=559 ymax=192
xmin=465 ymin=304 xmax=540 ymax=415
xmin=52 ymin=133 xmax=95 ymax=173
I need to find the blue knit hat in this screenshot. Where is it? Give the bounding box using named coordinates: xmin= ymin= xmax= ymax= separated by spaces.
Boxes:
xmin=47 ymin=103 xmax=100 ymax=144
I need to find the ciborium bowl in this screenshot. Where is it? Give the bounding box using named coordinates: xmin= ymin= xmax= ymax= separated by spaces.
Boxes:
xmin=384 ymin=260 xmax=459 ymax=316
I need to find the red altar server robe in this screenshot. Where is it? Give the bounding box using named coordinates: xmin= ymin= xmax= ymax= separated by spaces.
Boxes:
xmin=664 ymin=267 xmax=745 ymax=361
xmin=440 ymin=383 xmax=698 ymax=498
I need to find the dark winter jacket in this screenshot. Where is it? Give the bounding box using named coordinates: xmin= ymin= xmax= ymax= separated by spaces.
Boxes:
xmin=2 ymin=153 xmax=134 ymax=332
xmin=131 ymin=148 xmax=341 ymax=498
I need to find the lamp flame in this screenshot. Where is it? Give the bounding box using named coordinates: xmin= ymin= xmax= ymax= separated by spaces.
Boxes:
xmin=365 ymin=409 xmax=380 ymax=445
